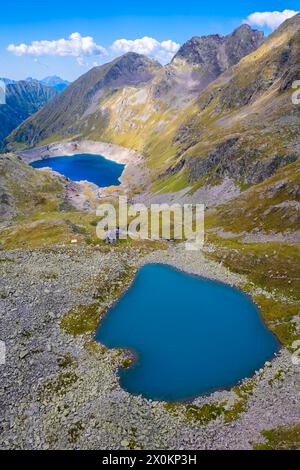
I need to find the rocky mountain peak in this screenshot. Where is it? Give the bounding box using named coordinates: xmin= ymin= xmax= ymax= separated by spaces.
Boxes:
xmin=172 ymin=25 xmax=264 ymax=72
xmin=113 ymin=51 xmax=161 ymax=67
xmin=91 ymin=52 xmax=162 ymax=88
xmin=171 ymin=34 xmax=223 ymax=66
xmin=223 ymin=24 xmax=264 ymax=67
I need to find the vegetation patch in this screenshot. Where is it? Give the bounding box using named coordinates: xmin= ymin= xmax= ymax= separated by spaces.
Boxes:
xmin=164 ymin=379 xmax=255 ymax=425
xmin=83 ymin=340 xmax=107 ymax=356
xmin=206 ymin=237 xmax=300 ymax=301
xmin=60 ymin=304 xmax=101 ymax=336
xmin=121 ymin=356 xmax=134 ymax=369
xmin=57 ymin=353 xmax=77 ymax=369
xmin=253 ymin=295 xmax=299 ymax=323
xmin=253 ymin=295 xmax=299 ymax=346
xmin=185 ymin=402 xmax=226 ymax=425
xmin=68 ymin=420 xmax=85 ymax=444
xmin=163 ymin=402 xmax=179 ymax=416
xmin=38 ymin=372 xmax=79 ymax=400
xmin=253 ymin=424 xmax=300 ymax=450
xmin=0 ymin=219 xmax=74 ymax=249
xmin=268 ymin=368 xmax=286 ymax=386
xmin=222 ymin=381 xmax=255 ymax=423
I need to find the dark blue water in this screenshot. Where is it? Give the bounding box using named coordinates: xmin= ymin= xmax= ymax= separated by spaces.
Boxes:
xmin=31 ymin=153 xmax=125 ymax=187
xmin=96 ymin=264 xmax=279 ymax=401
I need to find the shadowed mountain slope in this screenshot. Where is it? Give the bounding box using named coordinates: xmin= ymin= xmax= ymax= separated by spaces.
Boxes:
xmin=0 ymin=81 xmax=57 ymax=147
xmin=7 ymin=53 xmax=162 ymax=147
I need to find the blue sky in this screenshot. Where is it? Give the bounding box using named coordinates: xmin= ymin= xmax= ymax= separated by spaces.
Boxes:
xmin=1 ymin=1 xmax=299 ymax=81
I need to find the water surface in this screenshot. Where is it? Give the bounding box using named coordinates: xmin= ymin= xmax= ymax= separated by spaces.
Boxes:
xmin=31 ymin=153 xmax=125 ymax=187
xmin=96 ymin=264 xmax=279 ymax=401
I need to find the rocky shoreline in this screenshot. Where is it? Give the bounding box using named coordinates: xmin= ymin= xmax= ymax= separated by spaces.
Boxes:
xmin=17 ymin=140 xmax=141 ymax=165
xmin=0 ymin=242 xmax=299 ymax=450
xmin=17 ymin=139 xmax=149 ymax=195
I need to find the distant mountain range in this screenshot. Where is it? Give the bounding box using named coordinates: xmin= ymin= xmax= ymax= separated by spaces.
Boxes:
xmin=0 ymin=76 xmax=70 ymax=147
xmin=0 ymin=75 xmax=70 ymax=92
xmin=0 ymin=80 xmax=57 ymax=147
xmin=25 ymin=76 xmax=70 ymax=92
xmin=0 ymin=78 xmax=17 ymax=85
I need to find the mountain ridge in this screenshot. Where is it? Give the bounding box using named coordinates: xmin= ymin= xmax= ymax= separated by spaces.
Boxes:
xmin=6 ymin=24 xmax=265 ymax=152
xmin=5 ymin=15 xmax=300 ymax=194
xmin=172 ymin=24 xmax=264 ymax=70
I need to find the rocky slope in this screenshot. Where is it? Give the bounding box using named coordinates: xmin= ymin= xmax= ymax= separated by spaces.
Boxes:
xmin=0 ymin=81 xmax=57 ymax=147
xmin=7 ymin=53 xmax=162 ymax=148
xmin=0 ymin=241 xmax=299 ymax=450
xmin=169 ymin=24 xmax=264 ymax=90
xmin=0 ymin=153 xmax=103 ymax=253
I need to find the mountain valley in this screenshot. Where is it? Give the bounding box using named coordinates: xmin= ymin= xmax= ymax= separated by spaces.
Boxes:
xmin=0 ymin=13 xmax=300 ymax=451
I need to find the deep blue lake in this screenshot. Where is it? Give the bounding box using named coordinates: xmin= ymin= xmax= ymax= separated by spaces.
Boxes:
xmin=30 ymin=153 xmax=125 ymax=187
xmin=96 ymin=264 xmax=279 ymax=401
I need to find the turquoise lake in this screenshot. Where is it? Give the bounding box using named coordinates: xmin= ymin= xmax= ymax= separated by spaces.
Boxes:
xmin=30 ymin=153 xmax=125 ymax=187
xmin=96 ymin=264 xmax=279 ymax=401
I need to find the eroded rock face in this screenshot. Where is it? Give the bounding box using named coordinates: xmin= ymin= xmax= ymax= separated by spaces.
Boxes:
xmin=152 ymin=25 xmax=265 ymax=103
xmin=172 ymin=25 xmax=264 ymax=73
xmin=186 ymin=137 xmax=298 ymax=184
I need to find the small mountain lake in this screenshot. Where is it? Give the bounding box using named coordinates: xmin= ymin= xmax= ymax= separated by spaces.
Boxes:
xmin=96 ymin=264 xmax=279 ymax=401
xmin=30 ymin=153 xmax=125 ymax=187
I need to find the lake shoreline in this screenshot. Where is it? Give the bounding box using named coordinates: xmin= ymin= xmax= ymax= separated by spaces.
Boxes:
xmin=17 ymin=139 xmax=149 ymax=193
xmin=17 ymin=139 xmax=142 ymax=165
xmin=1 ymin=243 xmax=298 ymax=450
xmin=96 ymin=261 xmax=279 ymax=401
xmin=30 ymin=154 xmax=125 ymax=188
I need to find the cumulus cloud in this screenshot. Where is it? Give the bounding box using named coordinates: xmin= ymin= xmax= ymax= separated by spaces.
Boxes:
xmin=111 ymin=36 xmax=180 ymax=63
xmin=244 ymin=9 xmax=298 ymax=30
xmin=7 ymin=32 xmax=107 ymax=58
xmin=7 ymin=33 xmax=180 ymax=65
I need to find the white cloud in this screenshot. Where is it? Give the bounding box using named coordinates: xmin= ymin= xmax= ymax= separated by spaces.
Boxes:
xmin=244 ymin=9 xmax=298 ymax=30
xmin=111 ymin=36 xmax=180 ymax=63
xmin=7 ymin=33 xmax=180 ymax=65
xmin=7 ymin=32 xmax=107 ymax=58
